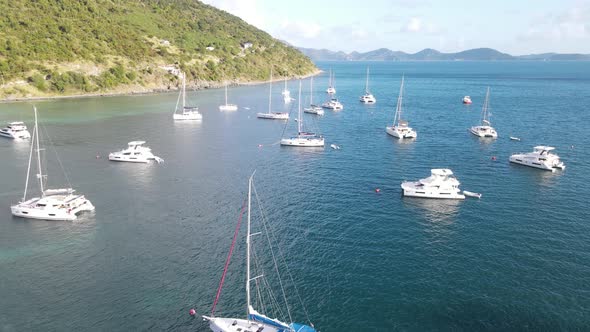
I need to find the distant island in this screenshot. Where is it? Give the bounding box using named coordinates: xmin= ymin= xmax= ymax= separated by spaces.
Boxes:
xmin=0 ymin=0 xmax=316 ymax=100
xmin=298 ymin=47 xmax=590 ymax=62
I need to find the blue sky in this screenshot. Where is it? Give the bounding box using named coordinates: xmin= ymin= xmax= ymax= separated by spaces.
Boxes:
xmin=202 ymin=0 xmax=590 ymax=54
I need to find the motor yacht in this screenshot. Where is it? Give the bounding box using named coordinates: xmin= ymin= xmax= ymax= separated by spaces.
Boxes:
xmin=509 ymin=146 xmax=565 ymax=171
xmin=463 ymin=96 xmax=472 ymax=104
xmin=0 ymin=121 xmax=31 ymax=140
xmin=470 ymin=87 xmax=497 ymax=138
xmin=109 ymin=141 xmax=164 ymax=163
xmin=401 ymin=169 xmax=465 ymax=199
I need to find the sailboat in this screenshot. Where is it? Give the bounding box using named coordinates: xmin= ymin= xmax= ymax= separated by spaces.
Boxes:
xmin=203 ymin=173 xmax=318 ymax=332
xmin=11 ymin=107 xmax=95 ymax=221
xmin=386 ymin=76 xmax=417 ymax=139
xmin=326 ymin=69 xmax=336 ymax=94
xmin=469 ymin=87 xmax=497 ymax=138
xmin=257 ymin=70 xmax=289 ymax=120
xmin=304 ymin=76 xmax=324 ymax=115
xmin=359 ymin=67 xmax=376 ymax=104
xmin=173 ymin=72 xmax=202 ymax=121
xmin=281 ymin=81 xmax=325 ymax=147
xmin=219 ymin=83 xmax=238 ymax=111
xmin=282 ymin=77 xmax=293 ymax=103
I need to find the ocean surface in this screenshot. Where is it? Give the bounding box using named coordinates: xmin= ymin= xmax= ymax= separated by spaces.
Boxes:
xmin=1 ymin=61 xmax=589 ymax=331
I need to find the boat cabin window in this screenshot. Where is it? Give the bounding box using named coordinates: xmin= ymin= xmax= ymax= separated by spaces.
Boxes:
xmin=123 ymin=152 xmax=131 ymax=155
xmin=134 ymin=152 xmax=141 ymax=155
xmin=37 ymin=203 xmax=46 ymax=207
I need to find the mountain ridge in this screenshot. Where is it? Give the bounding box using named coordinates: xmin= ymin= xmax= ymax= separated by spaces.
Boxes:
xmin=297 ymin=47 xmax=590 ymax=61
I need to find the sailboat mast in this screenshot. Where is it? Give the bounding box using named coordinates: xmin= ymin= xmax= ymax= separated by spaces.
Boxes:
xmin=297 ymin=80 xmax=302 ymax=134
xmin=482 ymin=87 xmax=490 ymax=124
xmin=365 ymin=67 xmax=369 ymax=93
xmin=268 ymin=69 xmax=273 ymax=113
xmin=22 ymin=114 xmax=36 ymax=202
xmin=225 ymin=84 xmax=228 ymax=105
xmin=395 ymin=76 xmax=404 ymax=125
xmin=310 ymin=77 xmax=313 ymax=105
xmin=34 ymin=107 xmax=44 ymax=195
xmin=246 ymin=173 xmax=254 ymax=321
xmin=182 ymin=73 xmax=186 ymax=109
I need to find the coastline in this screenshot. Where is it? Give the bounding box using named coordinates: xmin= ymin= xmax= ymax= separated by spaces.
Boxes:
xmin=0 ymin=69 xmax=322 ymax=104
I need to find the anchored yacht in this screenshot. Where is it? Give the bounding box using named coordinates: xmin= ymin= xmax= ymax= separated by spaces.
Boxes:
xmin=109 ymin=141 xmax=164 ymax=163
xmin=321 ymin=98 xmax=343 ymax=111
xmin=359 ymin=67 xmax=376 ymax=104
xmin=326 ymin=69 xmax=336 ymax=94
xmin=386 ymin=76 xmax=417 ymax=139
xmin=0 ymin=121 xmax=31 ymax=140
xmin=509 ymin=146 xmax=565 ymax=171
xmin=219 ymin=84 xmax=238 ymax=111
xmin=470 ymin=87 xmax=497 ymax=138
xmin=281 ymin=81 xmax=325 ymax=147
xmin=401 ymin=169 xmax=466 ymax=199
xmin=11 ymin=107 xmax=94 ymax=221
xmin=173 ymin=72 xmax=203 ymax=121
xmin=257 ymin=69 xmax=289 ymax=120
xmin=304 ymin=76 xmax=324 ymax=115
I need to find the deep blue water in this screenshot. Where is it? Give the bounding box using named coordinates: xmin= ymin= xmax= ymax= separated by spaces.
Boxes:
xmin=0 ymin=61 xmax=589 ymax=331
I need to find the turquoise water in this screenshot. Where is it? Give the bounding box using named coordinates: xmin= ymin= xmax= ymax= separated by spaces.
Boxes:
xmin=0 ymin=61 xmax=589 ymax=331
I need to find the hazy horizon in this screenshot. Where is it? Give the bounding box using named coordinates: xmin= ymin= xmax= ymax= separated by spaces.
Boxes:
xmin=202 ymin=0 xmax=590 ymax=56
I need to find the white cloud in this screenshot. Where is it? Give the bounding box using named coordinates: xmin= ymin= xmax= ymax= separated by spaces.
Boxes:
xmin=278 ymin=20 xmax=322 ymax=39
xmin=403 ymin=17 xmax=422 ymax=32
xmin=201 ymin=0 xmax=266 ymax=29
xmin=518 ymin=4 xmax=590 ymax=50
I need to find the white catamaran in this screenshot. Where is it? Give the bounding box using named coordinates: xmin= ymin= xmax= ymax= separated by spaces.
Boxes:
xmin=173 ymin=72 xmax=203 ymax=121
xmin=219 ymin=83 xmax=238 ymax=111
xmin=11 ymin=107 xmax=95 ymax=221
xmin=203 ymin=173 xmax=318 ymax=332
xmin=326 ymin=69 xmax=336 ymax=94
xmin=304 ymin=76 xmax=324 ymax=115
xmin=386 ymin=76 xmax=417 ymax=139
xmin=359 ymin=67 xmax=376 ymax=104
xmin=469 ymin=87 xmax=497 ymax=138
xmin=281 ymin=81 xmax=325 ymax=147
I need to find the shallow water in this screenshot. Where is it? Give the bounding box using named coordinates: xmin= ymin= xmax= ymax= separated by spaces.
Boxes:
xmin=0 ymin=61 xmax=589 ymax=331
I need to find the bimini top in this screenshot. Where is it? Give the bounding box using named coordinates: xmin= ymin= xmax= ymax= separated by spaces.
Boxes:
xmin=128 ymin=141 xmax=146 ymax=146
xmin=431 ymin=168 xmax=454 ymax=176
xmin=533 ymin=146 xmax=555 ymax=152
xmin=8 ymin=121 xmax=25 ymax=126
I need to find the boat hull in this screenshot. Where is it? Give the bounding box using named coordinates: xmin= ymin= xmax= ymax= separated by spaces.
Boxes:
xmin=219 ymin=104 xmax=238 ymax=111
xmin=470 ymin=126 xmax=497 ymax=138
xmin=304 ymin=107 xmax=324 ymax=116
xmin=0 ymin=130 xmax=31 ymax=140
xmin=280 ymin=137 xmax=325 ymax=147
xmin=11 ymin=197 xmax=95 ymax=221
xmin=386 ymin=126 xmax=417 ymax=139
xmin=256 ymin=113 xmax=289 ymax=120
xmin=509 ymin=155 xmax=565 ymax=172
xmin=173 ymin=112 xmax=202 ymax=120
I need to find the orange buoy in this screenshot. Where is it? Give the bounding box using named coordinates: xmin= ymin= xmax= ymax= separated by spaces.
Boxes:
xmin=375 ymin=188 xmax=381 ymax=193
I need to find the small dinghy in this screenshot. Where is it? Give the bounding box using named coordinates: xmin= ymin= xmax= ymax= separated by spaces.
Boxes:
xmin=510 ymin=136 xmax=521 ymax=141
xmin=330 ymin=144 xmax=341 ymax=150
xmin=463 ymin=190 xmax=482 ymax=199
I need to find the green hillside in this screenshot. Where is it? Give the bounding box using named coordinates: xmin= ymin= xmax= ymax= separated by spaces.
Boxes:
xmin=0 ymin=0 xmax=316 ymax=99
